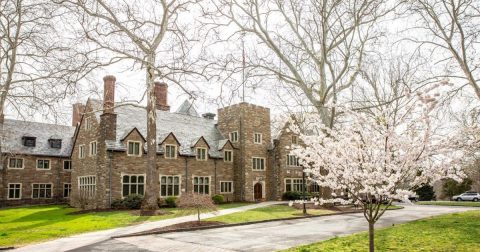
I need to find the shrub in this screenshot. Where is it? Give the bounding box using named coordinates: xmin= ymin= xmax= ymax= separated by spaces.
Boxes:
xmin=443 ymin=178 xmax=473 ymax=198
xmin=111 ymin=199 xmax=125 ymax=209
xmin=282 ymin=191 xmax=312 ymax=200
xmin=415 ymin=184 xmax=436 ymax=201
xmin=110 ymin=194 xmax=143 ymax=209
xmin=165 ymin=196 xmax=177 ymax=208
xmin=212 ymin=194 xmax=224 ymax=204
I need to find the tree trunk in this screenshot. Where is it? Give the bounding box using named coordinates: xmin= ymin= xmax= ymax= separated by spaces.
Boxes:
xmin=369 ymin=221 xmax=375 ymax=252
xmin=142 ymin=52 xmax=159 ymax=210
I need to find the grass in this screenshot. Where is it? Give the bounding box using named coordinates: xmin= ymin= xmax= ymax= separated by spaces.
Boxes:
xmin=206 ymin=204 xmax=335 ymax=224
xmin=216 ymin=202 xmax=253 ymax=209
xmin=285 ymin=210 xmax=480 ymax=252
xmin=417 ymin=201 xmax=480 ymax=207
xmin=0 ymin=202 xmax=251 ymax=248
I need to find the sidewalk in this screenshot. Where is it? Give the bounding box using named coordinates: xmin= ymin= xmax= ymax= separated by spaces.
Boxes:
xmin=11 ymin=201 xmax=283 ymax=252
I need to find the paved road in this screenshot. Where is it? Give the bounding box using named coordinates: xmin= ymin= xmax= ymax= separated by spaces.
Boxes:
xmin=11 ymin=202 xmax=282 ymax=252
xmin=70 ymin=204 xmax=477 ymax=252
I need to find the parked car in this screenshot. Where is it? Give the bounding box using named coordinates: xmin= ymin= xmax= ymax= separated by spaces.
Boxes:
xmin=452 ymin=192 xmax=480 ymax=202
xmin=408 ymin=194 xmax=419 ymax=202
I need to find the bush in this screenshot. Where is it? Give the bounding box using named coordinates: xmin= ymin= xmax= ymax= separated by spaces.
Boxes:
xmin=212 ymin=194 xmax=224 ymax=204
xmin=165 ymin=196 xmax=177 ymax=208
xmin=110 ymin=194 xmax=143 ymax=209
xmin=415 ymin=184 xmax=436 ymax=201
xmin=282 ymin=191 xmax=312 ymax=200
xmin=443 ymin=178 xmax=473 ymax=198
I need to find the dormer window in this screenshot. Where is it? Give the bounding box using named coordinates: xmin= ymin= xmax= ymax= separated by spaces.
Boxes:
xmin=196 ymin=147 xmax=207 ymax=161
xmin=49 ymin=139 xmax=62 ymax=149
xmin=22 ymin=136 xmax=36 ymax=147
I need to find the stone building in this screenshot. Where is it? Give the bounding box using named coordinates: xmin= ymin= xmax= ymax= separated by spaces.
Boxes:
xmin=0 ymin=75 xmax=321 ymax=208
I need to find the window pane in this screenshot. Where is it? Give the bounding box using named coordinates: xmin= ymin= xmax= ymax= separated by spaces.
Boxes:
xmin=161 ymin=176 xmax=166 ymax=184
xmin=138 ymin=185 xmax=144 ymax=195
xmin=174 ymin=185 xmax=179 ymax=196
xmin=128 ymin=143 xmax=133 ymax=154
xmin=123 ymin=176 xmax=129 ymax=183
xmin=168 ymin=185 xmax=173 ymax=195
xmin=205 ymin=186 xmax=209 ymax=194
xmin=131 ymin=185 xmax=137 ymax=194
xmin=174 ymin=176 xmax=179 ymax=184
xmin=161 ymin=185 xmax=166 ymax=196
xmin=123 ymin=185 xmax=129 ymax=196
xmin=9 ymin=189 xmax=14 ymax=198
xmin=134 ymin=143 xmax=140 ymax=154
xmin=138 ymin=176 xmax=144 ymax=183
xmin=205 ymin=177 xmax=209 ymax=184
xmin=131 ymin=176 xmax=137 ymax=183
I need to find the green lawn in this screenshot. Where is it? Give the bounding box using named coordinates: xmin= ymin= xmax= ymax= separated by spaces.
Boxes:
xmin=285 ymin=210 xmax=480 ymax=252
xmin=0 ymin=202 xmax=251 ymax=248
xmin=217 ymin=202 xmax=254 ymax=209
xmin=417 ymin=201 xmax=480 ymax=207
xmin=206 ymin=205 xmax=335 ymax=224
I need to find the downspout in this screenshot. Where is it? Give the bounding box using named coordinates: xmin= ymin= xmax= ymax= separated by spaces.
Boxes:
xmin=214 ymin=159 xmax=217 ymax=195
xmin=108 ymin=150 xmax=113 ymax=207
xmin=184 ymin=157 xmax=188 ymax=193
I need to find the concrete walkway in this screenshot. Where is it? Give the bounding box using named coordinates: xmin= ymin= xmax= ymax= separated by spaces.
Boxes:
xmin=70 ymin=204 xmax=477 ymax=252
xmin=11 ymin=201 xmax=282 ymax=252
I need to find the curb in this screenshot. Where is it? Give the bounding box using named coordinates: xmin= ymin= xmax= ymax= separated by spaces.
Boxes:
xmin=112 ymin=209 xmax=363 ymax=239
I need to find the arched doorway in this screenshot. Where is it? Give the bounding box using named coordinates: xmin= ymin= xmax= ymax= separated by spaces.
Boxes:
xmin=254 ymin=182 xmax=262 ymax=201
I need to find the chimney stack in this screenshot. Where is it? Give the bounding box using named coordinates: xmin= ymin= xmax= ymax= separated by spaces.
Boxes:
xmin=202 ymin=113 xmax=216 ymax=120
xmin=154 ymin=81 xmax=170 ymax=111
xmin=103 ymin=75 xmax=116 ymax=114
xmin=72 ymin=103 xmax=85 ymax=126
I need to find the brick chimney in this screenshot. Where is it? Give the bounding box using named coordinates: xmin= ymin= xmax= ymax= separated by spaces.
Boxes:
xmin=154 ymin=81 xmax=170 ymax=111
xmin=72 ymin=103 xmax=85 ymax=126
xmin=100 ymin=75 xmax=117 ymax=141
xmin=103 ymin=75 xmax=116 ymax=114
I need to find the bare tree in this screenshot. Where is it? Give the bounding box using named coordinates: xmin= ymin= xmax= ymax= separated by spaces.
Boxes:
xmin=408 ymin=0 xmax=480 ymax=100
xmin=59 ymin=0 xmax=207 ymax=209
xmin=205 ymin=0 xmax=393 ymax=126
xmin=177 ymin=193 xmax=217 ymax=222
xmin=0 ymin=0 xmax=103 ymax=120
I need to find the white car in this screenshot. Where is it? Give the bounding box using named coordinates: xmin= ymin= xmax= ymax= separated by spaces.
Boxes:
xmin=452 ymin=192 xmax=480 ymax=202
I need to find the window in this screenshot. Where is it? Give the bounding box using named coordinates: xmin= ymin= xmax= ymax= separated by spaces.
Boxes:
xmin=292 ymin=135 xmax=299 ymax=145
xmin=127 ymin=141 xmax=141 ymax=156
xmin=196 ymin=148 xmax=207 ymax=161
xmin=37 ymin=159 xmax=50 ymax=170
xmin=22 ymin=136 xmax=36 ymax=147
xmin=89 ymin=141 xmax=97 ymax=156
xmin=220 ymin=181 xmax=233 ymax=193
xmin=79 ymin=176 xmax=96 ymax=198
xmin=32 ymin=184 xmax=52 ymax=199
xmin=64 ymin=183 xmax=72 ymax=198
xmin=254 ymin=133 xmax=262 ymax=144
xmin=285 ymin=178 xmax=304 ymax=192
xmin=49 ymin=139 xmax=62 ymax=149
xmin=63 ymin=160 xmax=72 ymax=170
xmin=193 ymin=176 xmax=210 ymax=194
xmin=122 ymin=175 xmax=145 ymax=197
xmin=8 ymin=184 xmax=21 ymax=199
xmin=286 ymin=155 xmax=300 ymax=167
xmin=230 ymin=131 xmax=238 ymax=142
xmin=252 ymin=157 xmax=266 ymax=170
xmin=85 ymin=117 xmax=92 ymax=130
xmin=310 ymin=182 xmax=320 ymax=193
xmin=79 ymin=145 xmax=85 ymax=159
xmin=165 ymin=145 xmax=177 ymax=159
xmin=224 ymin=150 xmax=233 ymax=162
xmin=160 ymin=175 xmax=180 ymax=197
xmin=8 ymin=158 xmax=23 ymax=169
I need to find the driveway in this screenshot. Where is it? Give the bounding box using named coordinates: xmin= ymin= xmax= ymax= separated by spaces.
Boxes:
xmin=11 ymin=201 xmax=282 ymax=252
xmin=70 ymin=204 xmax=477 ymax=252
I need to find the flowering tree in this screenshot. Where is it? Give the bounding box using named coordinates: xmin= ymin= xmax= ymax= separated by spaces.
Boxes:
xmin=290 ymin=83 xmax=464 ymax=252
xmin=177 ymin=193 xmax=217 ymax=222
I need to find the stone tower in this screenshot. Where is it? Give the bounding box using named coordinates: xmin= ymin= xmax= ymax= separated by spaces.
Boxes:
xmin=217 ymin=103 xmax=271 ymax=201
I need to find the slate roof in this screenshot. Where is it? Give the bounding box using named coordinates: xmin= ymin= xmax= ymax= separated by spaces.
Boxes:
xmin=175 ymin=100 xmax=199 ymax=117
xmin=1 ymin=119 xmax=75 ymax=157
xmin=94 ymin=100 xmax=228 ymax=158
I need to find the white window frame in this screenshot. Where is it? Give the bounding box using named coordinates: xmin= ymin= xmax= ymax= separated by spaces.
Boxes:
xmin=32 ymin=183 xmax=53 ymax=199
xmin=7 ymin=158 xmax=24 ymax=169
xmin=193 ymin=176 xmax=210 ymax=195
xmin=292 ymin=135 xmax=299 ymax=145
xmin=78 ymin=175 xmax=96 ymax=198
xmin=63 ymin=183 xmax=72 ymax=198
xmin=36 ymin=159 xmax=51 ymax=170
xmin=196 ymin=147 xmax=208 ymax=161
xmin=159 ymin=175 xmax=182 ymax=197
xmin=79 ymin=145 xmax=85 ymax=159
xmin=127 ymin=141 xmax=142 ymax=157
xmin=121 ymin=174 xmax=146 ymax=197
xmin=220 ymin=181 xmax=234 ymax=194
xmin=286 ymin=155 xmax=300 ymax=167
xmin=252 ymin=157 xmax=266 ymax=171
xmin=7 ymin=183 xmax=22 ymax=200
xmin=224 ymin=150 xmax=233 ymax=162
xmin=254 ymin=133 xmax=262 ymax=144
xmin=164 ymin=144 xmax=177 ymax=159
xmin=284 ymin=178 xmax=304 ymax=192
xmin=63 ymin=160 xmax=72 ymax=170
xmin=230 ymin=131 xmax=238 ymax=143
xmin=85 ymin=117 xmax=92 ymax=130
xmin=89 ymin=141 xmax=97 ymax=156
